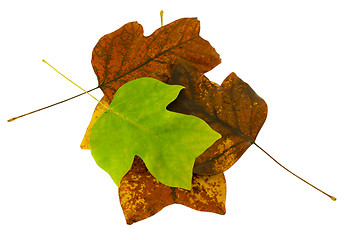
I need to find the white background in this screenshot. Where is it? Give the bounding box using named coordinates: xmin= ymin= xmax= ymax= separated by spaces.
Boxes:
xmin=1 ymin=0 xmax=354 ymax=239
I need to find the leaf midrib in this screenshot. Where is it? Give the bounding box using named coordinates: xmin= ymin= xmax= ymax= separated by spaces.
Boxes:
xmin=99 ymin=35 xmax=200 ymax=91
xmin=108 ymin=109 xmax=159 ymax=136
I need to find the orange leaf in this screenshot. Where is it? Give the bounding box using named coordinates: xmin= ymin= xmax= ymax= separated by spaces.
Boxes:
xmin=91 ymin=18 xmax=221 ymax=102
xmin=119 ymin=156 xmax=226 ymax=225
xmin=167 ymin=61 xmax=268 ymax=175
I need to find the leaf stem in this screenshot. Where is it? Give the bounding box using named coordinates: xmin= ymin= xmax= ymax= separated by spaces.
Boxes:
xmin=29 ymin=60 xmax=149 ymax=130
xmin=253 ymin=142 xmax=336 ymax=201
xmin=160 ymin=10 xmax=164 ymax=27
xmin=41 ymin=60 xmax=109 ymax=110
xmin=8 ymin=62 xmax=102 ymax=122
xmin=7 ymin=91 xmax=90 ymax=122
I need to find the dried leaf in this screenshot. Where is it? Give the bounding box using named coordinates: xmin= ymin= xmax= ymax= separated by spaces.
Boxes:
xmin=92 ymin=18 xmax=220 ymax=102
xmin=90 ymin=78 xmax=220 ymax=189
xmin=119 ymin=156 xmax=226 ymax=225
xmin=167 ymin=62 xmax=268 ymax=175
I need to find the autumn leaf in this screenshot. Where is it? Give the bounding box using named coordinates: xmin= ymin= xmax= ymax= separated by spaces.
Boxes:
xmin=90 ymin=77 xmax=221 ymax=189
xmin=167 ymin=61 xmax=268 ymax=175
xmin=92 ymin=18 xmax=220 ymax=103
xmin=119 ymin=156 xmax=226 ymax=225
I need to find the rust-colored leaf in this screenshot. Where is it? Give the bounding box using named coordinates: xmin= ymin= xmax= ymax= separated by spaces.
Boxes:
xmin=92 ymin=18 xmax=221 ymax=102
xmin=119 ymin=156 xmax=226 ymax=225
xmin=167 ymin=62 xmax=268 ymax=175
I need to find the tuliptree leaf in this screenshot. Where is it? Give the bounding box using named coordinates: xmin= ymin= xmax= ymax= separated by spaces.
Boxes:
xmin=167 ymin=61 xmax=268 ymax=175
xmin=92 ymin=18 xmax=221 ymax=103
xmin=119 ymin=156 xmax=226 ymax=225
xmin=89 ymin=77 xmax=221 ymax=189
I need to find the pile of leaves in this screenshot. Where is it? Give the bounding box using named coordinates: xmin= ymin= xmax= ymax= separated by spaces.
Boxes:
xmin=80 ymin=18 xmax=267 ymax=224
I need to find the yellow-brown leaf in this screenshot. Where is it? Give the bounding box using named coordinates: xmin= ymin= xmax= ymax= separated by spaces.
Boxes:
xmin=80 ymin=95 xmax=110 ymax=149
xmin=119 ymin=156 xmax=226 ymax=225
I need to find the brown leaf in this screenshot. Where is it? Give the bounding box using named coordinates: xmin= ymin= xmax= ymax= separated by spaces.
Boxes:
xmin=167 ymin=62 xmax=268 ymax=175
xmin=119 ymin=156 xmax=226 ymax=225
xmin=92 ymin=18 xmax=220 ymax=102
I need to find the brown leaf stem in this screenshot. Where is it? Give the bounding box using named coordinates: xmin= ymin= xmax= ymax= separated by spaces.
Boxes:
xmin=7 ymin=60 xmax=103 ymax=122
xmin=7 ymin=89 xmax=98 ymax=122
xmin=253 ymin=142 xmax=336 ymax=201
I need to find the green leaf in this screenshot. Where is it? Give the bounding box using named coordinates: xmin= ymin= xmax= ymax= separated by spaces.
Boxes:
xmin=90 ymin=77 xmax=221 ymax=190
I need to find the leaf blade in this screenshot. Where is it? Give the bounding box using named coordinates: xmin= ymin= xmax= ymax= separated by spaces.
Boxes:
xmin=90 ymin=77 xmax=221 ymax=189
xmin=167 ymin=62 xmax=268 ymax=175
xmin=92 ymin=18 xmax=221 ymax=102
xmin=119 ymin=157 xmax=226 ymax=225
